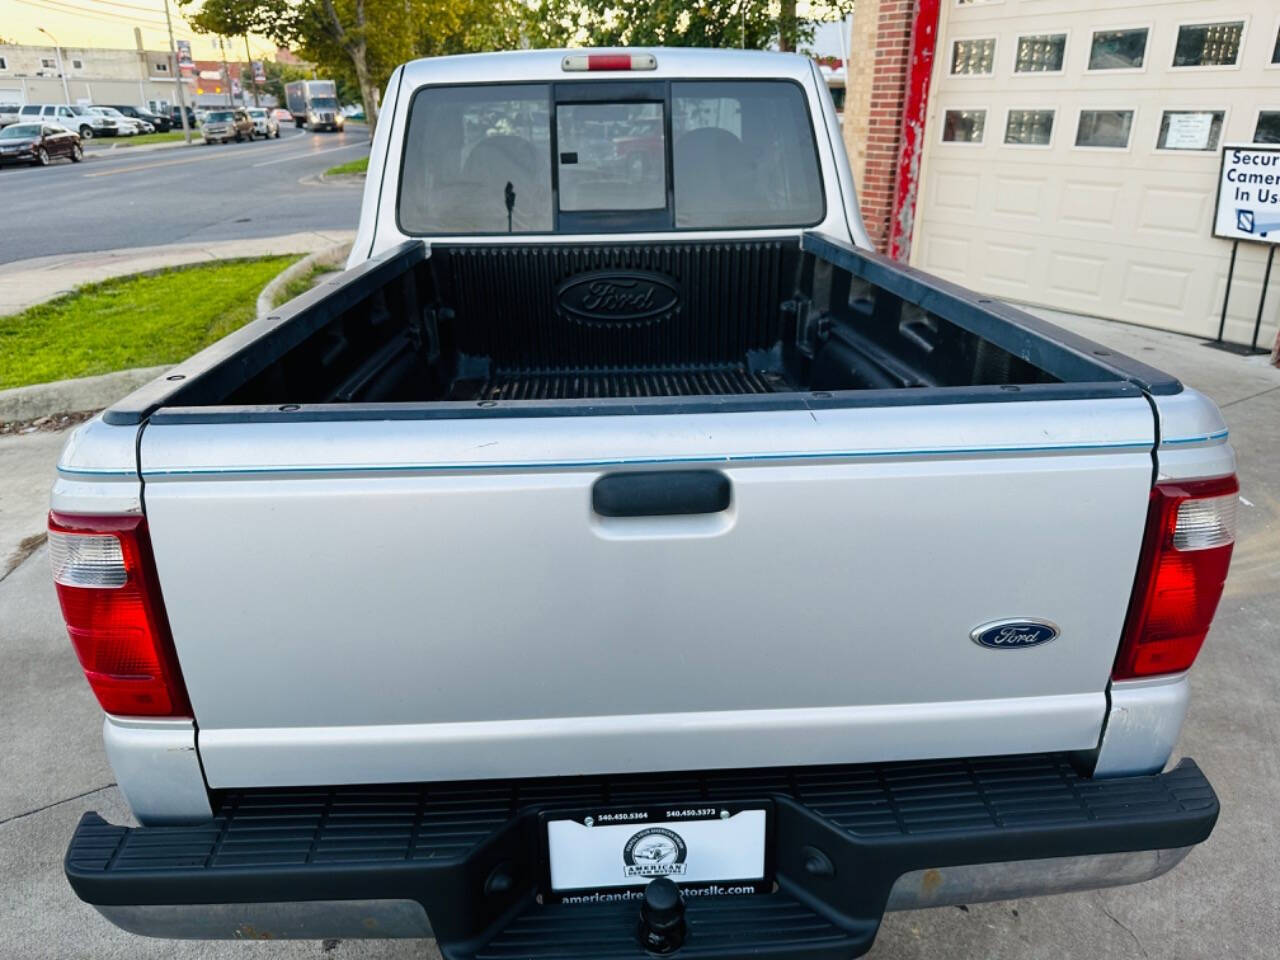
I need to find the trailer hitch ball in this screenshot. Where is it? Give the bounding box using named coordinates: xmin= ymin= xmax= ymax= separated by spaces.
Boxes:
xmin=637 ymin=877 xmax=686 ymax=954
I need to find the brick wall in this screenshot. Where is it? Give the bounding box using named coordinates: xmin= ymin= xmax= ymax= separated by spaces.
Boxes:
xmin=860 ymin=1 xmax=917 ymax=252
xmin=840 ymin=0 xmax=880 ymax=197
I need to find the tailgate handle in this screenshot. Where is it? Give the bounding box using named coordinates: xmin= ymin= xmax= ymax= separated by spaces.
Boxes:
xmin=592 ymin=471 xmax=731 ymax=518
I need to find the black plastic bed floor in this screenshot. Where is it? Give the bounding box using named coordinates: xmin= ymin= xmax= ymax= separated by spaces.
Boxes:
xmin=454 ymin=363 xmax=793 ymax=401
xmin=66 ymin=754 xmax=1217 ymax=960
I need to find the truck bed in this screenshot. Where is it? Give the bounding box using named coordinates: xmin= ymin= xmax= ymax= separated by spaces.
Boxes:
xmin=102 ymin=233 xmax=1179 ymax=425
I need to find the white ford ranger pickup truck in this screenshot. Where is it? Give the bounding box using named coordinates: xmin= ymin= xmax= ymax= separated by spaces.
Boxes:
xmin=55 ymin=49 xmax=1233 ymax=959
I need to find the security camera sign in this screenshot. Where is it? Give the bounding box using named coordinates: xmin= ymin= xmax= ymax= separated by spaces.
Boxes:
xmin=1214 ymin=144 xmax=1280 ymax=245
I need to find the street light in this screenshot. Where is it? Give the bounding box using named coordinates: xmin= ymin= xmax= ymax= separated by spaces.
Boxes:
xmin=37 ymin=27 xmax=72 ymax=104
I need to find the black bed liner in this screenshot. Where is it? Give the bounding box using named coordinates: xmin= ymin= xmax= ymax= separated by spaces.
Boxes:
xmin=67 ymin=753 xmax=1216 ymax=959
xmin=461 ymin=363 xmax=787 ymax=401
xmin=102 ymin=235 xmax=1181 ymax=427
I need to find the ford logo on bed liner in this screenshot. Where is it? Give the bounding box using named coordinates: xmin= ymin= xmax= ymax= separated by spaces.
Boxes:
xmin=557 ymin=270 xmax=680 ymax=324
xmin=971 ymin=619 xmax=1059 ymax=649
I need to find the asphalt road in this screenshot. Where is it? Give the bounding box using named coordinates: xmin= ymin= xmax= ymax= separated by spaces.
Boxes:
xmin=0 ymin=126 xmax=367 ymax=264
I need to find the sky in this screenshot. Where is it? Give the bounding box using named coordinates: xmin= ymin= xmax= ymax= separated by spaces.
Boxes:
xmin=3 ymin=0 xmax=279 ymax=62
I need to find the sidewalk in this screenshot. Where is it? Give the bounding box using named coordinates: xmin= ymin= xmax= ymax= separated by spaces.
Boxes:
xmin=0 ymin=231 xmax=356 ymax=316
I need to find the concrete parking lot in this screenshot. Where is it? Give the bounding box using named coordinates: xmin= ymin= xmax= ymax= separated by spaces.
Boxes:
xmin=1 ymin=311 xmax=1276 ymax=959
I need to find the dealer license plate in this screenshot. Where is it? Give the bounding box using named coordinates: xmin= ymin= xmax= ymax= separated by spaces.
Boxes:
xmin=542 ymin=801 xmax=772 ymax=902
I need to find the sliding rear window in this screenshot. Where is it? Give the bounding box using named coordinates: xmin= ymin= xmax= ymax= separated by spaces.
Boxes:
xmin=397 ymin=80 xmax=824 ymax=235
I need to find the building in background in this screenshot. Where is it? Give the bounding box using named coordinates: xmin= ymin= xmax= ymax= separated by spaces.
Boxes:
xmin=802 ymin=18 xmax=853 ymax=122
xmin=189 ymin=60 xmax=244 ymax=108
xmin=844 ymin=0 xmax=1280 ymax=351
xmin=0 ymin=42 xmax=275 ymax=113
xmin=0 ymin=42 xmax=191 ymax=116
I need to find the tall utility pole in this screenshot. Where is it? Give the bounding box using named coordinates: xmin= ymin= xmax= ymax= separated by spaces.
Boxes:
xmin=162 ymin=0 xmax=192 ymax=144
xmin=37 ymin=28 xmax=72 ymax=104
xmin=218 ymin=37 xmax=233 ymax=106
xmin=134 ymin=27 xmax=148 ymax=109
xmin=243 ymin=36 xmax=260 ymax=107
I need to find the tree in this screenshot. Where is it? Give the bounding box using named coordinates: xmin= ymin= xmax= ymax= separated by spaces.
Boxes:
xmin=180 ymin=0 xmax=380 ymax=130
xmin=258 ymin=59 xmax=312 ymax=107
xmin=777 ymin=0 xmax=797 ymax=52
xmin=182 ymin=0 xmax=528 ymax=133
xmin=525 ymin=0 xmax=851 ymax=51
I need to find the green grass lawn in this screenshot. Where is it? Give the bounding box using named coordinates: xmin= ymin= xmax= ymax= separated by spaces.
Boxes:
xmin=271 ymin=262 xmax=341 ymax=308
xmin=97 ymin=130 xmax=201 ymax=147
xmin=0 ymin=256 xmax=300 ymax=390
xmin=325 ymin=155 xmax=368 ymax=177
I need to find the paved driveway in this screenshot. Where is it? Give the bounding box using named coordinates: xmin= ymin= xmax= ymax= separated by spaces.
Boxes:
xmin=1 ymin=312 xmax=1276 ymax=959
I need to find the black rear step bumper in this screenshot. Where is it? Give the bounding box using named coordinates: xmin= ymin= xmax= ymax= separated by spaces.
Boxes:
xmin=66 ymin=754 xmax=1217 ymax=959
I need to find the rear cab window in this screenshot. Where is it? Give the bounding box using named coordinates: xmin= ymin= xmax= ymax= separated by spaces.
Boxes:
xmin=397 ymin=80 xmax=824 ymax=235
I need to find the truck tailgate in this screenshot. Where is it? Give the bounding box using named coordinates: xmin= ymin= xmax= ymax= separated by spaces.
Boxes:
xmin=139 ymin=397 xmax=1155 ymax=787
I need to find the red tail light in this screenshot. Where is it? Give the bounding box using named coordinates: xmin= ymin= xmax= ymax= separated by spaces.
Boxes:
xmin=48 ymin=512 xmax=191 ymax=717
xmin=1113 ymin=475 xmax=1238 ymax=680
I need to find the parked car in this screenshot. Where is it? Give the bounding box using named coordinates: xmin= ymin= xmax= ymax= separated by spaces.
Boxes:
xmin=0 ymin=122 xmax=82 ymax=165
xmin=105 ymin=104 xmax=171 ymax=132
xmin=0 ymin=103 xmax=21 ymax=128
xmin=93 ymin=106 xmax=153 ymax=134
xmin=200 ymin=108 xmax=253 ymax=144
xmin=245 ymin=106 xmax=280 ymax=139
xmin=18 ymin=103 xmax=118 ymax=139
xmin=88 ymin=107 xmax=143 ymax=136
xmin=169 ymin=105 xmax=198 ymax=131
xmin=56 ymin=49 xmax=1231 ymax=957
xmin=270 ymin=107 xmax=292 ymax=124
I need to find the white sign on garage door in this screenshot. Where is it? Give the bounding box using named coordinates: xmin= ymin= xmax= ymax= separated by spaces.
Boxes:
xmin=1215 ymin=144 xmax=1280 ymax=245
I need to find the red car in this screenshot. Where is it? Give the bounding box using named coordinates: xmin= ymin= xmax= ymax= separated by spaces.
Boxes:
xmin=0 ymin=122 xmax=82 ymax=166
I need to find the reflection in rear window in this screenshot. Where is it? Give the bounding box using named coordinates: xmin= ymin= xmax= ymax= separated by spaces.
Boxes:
xmin=400 ymin=84 xmax=553 ymax=234
xmin=398 ymin=81 xmax=823 ymax=234
xmin=557 ymin=101 xmax=665 ymax=212
xmin=671 ymin=81 xmax=823 ymax=228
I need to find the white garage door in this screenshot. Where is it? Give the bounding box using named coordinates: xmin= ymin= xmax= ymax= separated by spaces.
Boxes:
xmin=913 ymin=0 xmax=1280 ymax=348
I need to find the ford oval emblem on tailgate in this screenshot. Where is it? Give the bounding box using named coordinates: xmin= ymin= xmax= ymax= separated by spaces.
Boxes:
xmin=971 ymin=619 xmax=1059 ymax=649
xmin=557 ymin=270 xmax=681 ymax=324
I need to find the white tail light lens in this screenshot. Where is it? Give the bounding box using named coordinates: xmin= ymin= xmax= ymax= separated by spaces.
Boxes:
xmin=49 ymin=532 xmax=128 ymax=588
xmin=1172 ymin=493 xmax=1237 ymax=551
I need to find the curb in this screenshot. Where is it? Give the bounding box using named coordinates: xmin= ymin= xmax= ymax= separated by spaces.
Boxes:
xmin=315 ymin=170 xmax=367 ymax=185
xmin=0 ymin=365 xmax=171 ymax=424
xmin=0 ymin=230 xmax=356 ymax=317
xmin=0 ymin=245 xmax=341 ymax=422
xmin=85 ymin=135 xmax=205 ymax=155
xmin=256 ymin=241 xmax=353 ymax=318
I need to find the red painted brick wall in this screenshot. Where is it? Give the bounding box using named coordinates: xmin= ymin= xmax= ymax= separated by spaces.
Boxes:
xmin=861 ymin=2 xmax=917 ymax=252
